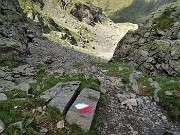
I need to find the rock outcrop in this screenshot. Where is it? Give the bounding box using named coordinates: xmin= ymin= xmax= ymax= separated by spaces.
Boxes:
xmin=70 ymin=3 xmax=102 ymax=26
xmin=0 ymin=0 xmax=29 ymax=62
xmin=113 ymin=1 xmax=180 ymax=76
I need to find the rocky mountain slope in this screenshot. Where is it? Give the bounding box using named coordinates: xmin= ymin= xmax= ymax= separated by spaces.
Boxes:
xmin=0 ymin=0 xmax=180 ymax=135
xmin=113 ymin=0 xmax=180 ymax=76
xmin=72 ymin=0 xmax=171 ymax=23
xmin=17 ymin=0 xmax=137 ymax=60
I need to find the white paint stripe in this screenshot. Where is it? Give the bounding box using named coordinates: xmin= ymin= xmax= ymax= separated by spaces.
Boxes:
xmin=75 ymin=103 xmax=89 ymax=109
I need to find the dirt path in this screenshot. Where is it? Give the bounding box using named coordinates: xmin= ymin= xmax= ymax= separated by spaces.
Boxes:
xmin=26 ymin=34 xmax=180 ymax=134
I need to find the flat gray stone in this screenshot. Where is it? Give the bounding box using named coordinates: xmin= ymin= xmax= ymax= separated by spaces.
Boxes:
xmin=0 ymin=70 xmax=6 ymax=78
xmin=129 ymin=73 xmax=139 ymax=94
xmin=117 ymin=94 xmax=128 ymax=103
xmin=41 ymin=81 xmax=81 ymax=113
xmin=0 ymin=93 xmax=7 ymax=101
xmin=0 ymin=79 xmax=16 ymax=91
xmin=148 ymin=78 xmax=161 ymax=102
xmin=0 ymin=119 xmax=4 ymax=134
xmin=17 ymin=83 xmax=30 ymax=93
xmin=11 ymin=121 xmax=23 ymax=129
xmin=57 ymin=120 xmax=65 ymax=129
xmin=121 ymin=99 xmax=137 ymax=111
xmin=165 ymin=91 xmax=173 ymax=96
xmin=66 ymin=88 xmax=100 ymax=132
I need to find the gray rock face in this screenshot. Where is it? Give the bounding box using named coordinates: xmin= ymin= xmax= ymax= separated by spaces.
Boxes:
xmin=121 ymin=99 xmax=137 ymax=111
xmin=129 ymin=73 xmax=139 ymax=94
xmin=41 ymin=81 xmax=80 ymax=113
xmin=113 ymin=1 xmax=180 ymax=76
xmin=117 ymin=94 xmax=128 ymax=103
xmin=0 ymin=93 xmax=7 ymax=101
xmin=70 ymin=3 xmax=102 ymax=26
xmin=0 ymin=79 xmax=16 ymax=91
xmin=66 ymin=88 xmax=100 ymax=132
xmin=0 ymin=119 xmax=4 ymax=134
xmin=11 ymin=121 xmax=23 ymax=129
xmin=148 ymin=78 xmax=161 ymax=102
xmin=0 ymin=0 xmax=28 ymax=62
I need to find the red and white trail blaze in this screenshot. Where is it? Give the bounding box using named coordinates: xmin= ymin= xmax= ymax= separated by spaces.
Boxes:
xmin=75 ymin=103 xmax=94 ymax=114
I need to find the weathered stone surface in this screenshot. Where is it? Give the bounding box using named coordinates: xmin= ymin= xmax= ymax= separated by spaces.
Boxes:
xmin=18 ymin=83 xmax=30 ymax=93
xmin=66 ymin=88 xmax=100 ymax=132
xmin=13 ymin=65 xmax=35 ymax=77
xmin=129 ymin=73 xmax=139 ymax=94
xmin=136 ymin=97 xmax=144 ymax=106
xmin=0 ymin=119 xmax=4 ymax=134
xmin=0 ymin=93 xmax=7 ymax=101
xmin=57 ymin=120 xmax=65 ymax=129
xmin=165 ymin=91 xmax=173 ymax=96
xmin=121 ymin=99 xmax=137 ymax=110
xmin=148 ymin=78 xmax=161 ymax=102
xmin=117 ymin=94 xmax=128 ymax=103
xmin=0 ymin=70 xmax=6 ymax=78
xmin=11 ymin=121 xmax=23 ymax=129
xmin=41 ymin=81 xmax=80 ymax=113
xmin=0 ymin=0 xmax=28 ymax=62
xmin=0 ymin=79 xmax=16 ymax=91
xmin=113 ymin=1 xmax=180 ymax=76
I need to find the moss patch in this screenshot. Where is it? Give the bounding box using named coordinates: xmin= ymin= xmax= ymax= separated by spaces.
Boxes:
xmin=154 ymin=10 xmax=174 ymax=30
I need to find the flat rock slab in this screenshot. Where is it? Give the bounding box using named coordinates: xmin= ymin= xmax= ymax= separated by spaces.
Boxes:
xmin=0 ymin=79 xmax=16 ymax=91
xmin=41 ymin=81 xmax=81 ymax=113
xmin=0 ymin=93 xmax=7 ymax=101
xmin=66 ymin=88 xmax=100 ymax=132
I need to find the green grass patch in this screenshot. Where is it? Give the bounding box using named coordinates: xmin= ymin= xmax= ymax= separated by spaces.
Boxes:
xmin=155 ymin=75 xmax=180 ymax=118
xmin=154 ymin=10 xmax=174 ymax=30
xmin=0 ymin=97 xmax=46 ymax=134
xmin=137 ymin=76 xmax=154 ymax=96
xmin=92 ymin=61 xmax=132 ymax=83
xmin=4 ymin=89 xmax=28 ymax=99
xmin=30 ymin=72 xmax=101 ymax=96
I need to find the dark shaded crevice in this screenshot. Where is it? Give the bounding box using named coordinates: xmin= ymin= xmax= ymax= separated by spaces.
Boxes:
xmin=63 ymin=88 xmax=81 ymax=115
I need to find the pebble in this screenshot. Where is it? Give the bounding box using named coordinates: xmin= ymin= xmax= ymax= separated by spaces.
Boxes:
xmin=57 ymin=120 xmax=65 ymax=129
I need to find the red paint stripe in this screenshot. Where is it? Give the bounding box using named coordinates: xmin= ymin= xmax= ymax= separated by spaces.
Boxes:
xmin=77 ymin=106 xmax=93 ymax=114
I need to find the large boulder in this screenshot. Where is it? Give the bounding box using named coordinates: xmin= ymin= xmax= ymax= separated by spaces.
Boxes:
xmin=113 ymin=1 xmax=180 ymax=76
xmin=66 ymin=88 xmax=100 ymax=132
xmin=41 ymin=81 xmax=81 ymax=113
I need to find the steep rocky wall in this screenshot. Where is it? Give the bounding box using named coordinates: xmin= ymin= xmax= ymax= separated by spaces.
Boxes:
xmin=113 ymin=1 xmax=180 ymax=76
xmin=0 ymin=0 xmax=29 ymax=62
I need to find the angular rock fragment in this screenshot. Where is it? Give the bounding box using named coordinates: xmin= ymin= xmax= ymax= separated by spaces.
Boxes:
xmin=117 ymin=94 xmax=128 ymax=103
xmin=0 ymin=119 xmax=4 ymax=134
xmin=41 ymin=81 xmax=80 ymax=113
xmin=0 ymin=79 xmax=16 ymax=91
xmin=66 ymin=88 xmax=100 ymax=132
xmin=0 ymin=93 xmax=7 ymax=101
xmin=121 ymin=99 xmax=137 ymax=110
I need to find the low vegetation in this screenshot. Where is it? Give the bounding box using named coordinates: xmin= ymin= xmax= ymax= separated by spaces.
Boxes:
xmin=154 ymin=10 xmax=174 ymax=30
xmin=0 ymin=62 xmax=108 ymax=134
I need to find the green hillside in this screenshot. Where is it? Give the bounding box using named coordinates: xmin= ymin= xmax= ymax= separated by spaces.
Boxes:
xmin=72 ymin=0 xmax=171 ymax=23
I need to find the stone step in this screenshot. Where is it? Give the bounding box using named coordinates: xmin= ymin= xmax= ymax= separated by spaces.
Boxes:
xmin=66 ymin=88 xmax=100 ymax=132
xmin=40 ymin=81 xmax=81 ymax=113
